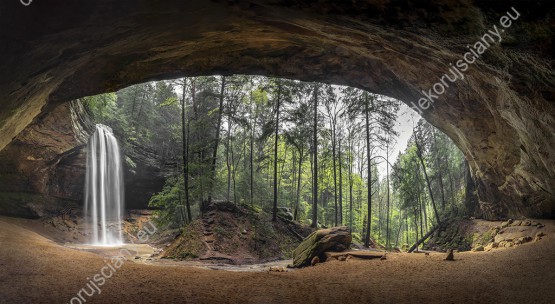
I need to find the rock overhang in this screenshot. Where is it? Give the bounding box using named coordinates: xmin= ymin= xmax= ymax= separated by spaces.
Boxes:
xmin=0 ymin=0 xmax=553 ymax=218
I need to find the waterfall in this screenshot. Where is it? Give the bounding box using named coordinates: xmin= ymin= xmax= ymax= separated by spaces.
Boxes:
xmin=84 ymin=124 xmax=124 ymax=245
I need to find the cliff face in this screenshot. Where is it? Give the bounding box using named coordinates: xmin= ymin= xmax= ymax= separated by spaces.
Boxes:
xmin=0 ymin=1 xmax=553 ymax=218
xmin=0 ymin=101 xmax=170 ymax=217
xmin=124 ymin=142 xmax=175 ymax=210
xmin=0 ymin=101 xmax=92 ymax=217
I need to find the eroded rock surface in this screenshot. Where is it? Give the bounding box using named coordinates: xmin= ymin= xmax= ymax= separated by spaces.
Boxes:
xmin=0 ymin=1 xmax=553 ymax=218
xmin=0 ymin=101 xmax=92 ymax=217
xmin=0 ymin=100 xmax=172 ymax=216
xmin=292 ymin=226 xmax=352 ymax=267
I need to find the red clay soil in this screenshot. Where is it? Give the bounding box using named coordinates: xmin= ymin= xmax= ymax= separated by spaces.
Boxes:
xmin=0 ymin=216 xmax=554 ymax=304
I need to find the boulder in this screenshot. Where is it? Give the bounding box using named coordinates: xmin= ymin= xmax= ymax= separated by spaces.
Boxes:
xmin=501 ymin=219 xmax=513 ymax=228
xmin=484 ymin=242 xmax=499 ymax=251
xmin=514 ymin=236 xmax=532 ymax=245
xmin=510 ymin=220 xmax=522 ymax=227
xmin=291 ymin=226 xmax=351 ymax=268
xmin=277 ymin=207 xmax=294 ymax=221
xmin=444 ymin=249 xmax=454 ymax=261
xmin=268 ymin=266 xmax=286 ymax=272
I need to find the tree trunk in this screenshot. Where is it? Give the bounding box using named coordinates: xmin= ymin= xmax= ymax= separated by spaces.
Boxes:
xmin=226 ymin=119 xmax=232 ymax=202
xmin=418 ymin=187 xmax=424 ymax=238
xmin=331 ymin=120 xmax=338 ymax=227
xmin=295 ymin=147 xmax=303 ymax=221
xmin=364 ymin=95 xmax=372 ymax=248
xmin=405 ymin=215 xmax=409 ymax=244
xmin=378 ymin=195 xmax=382 ymax=240
xmin=414 ymin=131 xmax=441 ymax=225
xmin=279 ymin=145 xmax=287 ymax=200
xmin=348 ymin=141 xmax=354 ymax=232
xmin=386 ymin=140 xmax=391 ymax=250
xmin=433 ymin=130 xmax=446 ymax=211
xmin=250 ymin=113 xmax=255 ymax=207
xmin=338 ymin=138 xmax=343 ymax=226
xmin=395 ymin=210 xmax=403 ymax=247
xmin=272 ymin=82 xmax=282 ymax=221
xmin=422 ymin=186 xmax=429 ymax=232
xmin=208 ymin=76 xmax=226 ymax=203
xmin=408 ymin=224 xmax=440 ymax=253
xmin=413 ymin=207 xmax=419 ymax=252
xmin=181 ymin=78 xmax=192 ymax=222
xmin=291 ymin=149 xmax=297 ymax=213
xmin=232 ymin=133 xmax=243 ymax=204
xmin=311 ymin=84 xmax=319 ymax=228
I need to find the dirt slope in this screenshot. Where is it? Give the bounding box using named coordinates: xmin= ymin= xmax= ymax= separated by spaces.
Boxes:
xmin=162 ymin=202 xmax=312 ymax=264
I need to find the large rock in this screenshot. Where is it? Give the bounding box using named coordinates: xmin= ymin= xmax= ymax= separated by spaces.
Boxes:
xmin=292 ymin=226 xmax=351 ymax=268
xmin=0 ymin=1 xmax=553 ymax=219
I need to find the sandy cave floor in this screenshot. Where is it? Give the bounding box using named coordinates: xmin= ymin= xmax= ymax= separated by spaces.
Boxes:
xmin=0 ymin=217 xmax=554 ymax=304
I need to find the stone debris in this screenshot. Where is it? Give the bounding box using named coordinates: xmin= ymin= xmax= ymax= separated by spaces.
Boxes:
xmin=444 ymin=249 xmax=454 ymax=261
xmin=421 ymin=218 xmax=546 ymax=254
xmin=484 ymin=242 xmax=499 ymax=251
xmin=268 ymin=266 xmax=287 ymax=272
xmin=535 ymin=231 xmax=545 ymax=242
xmin=311 ymin=256 xmax=320 ymax=266
xmin=501 ymin=219 xmax=513 ymax=228
xmin=486 ymin=219 xmax=546 ymax=250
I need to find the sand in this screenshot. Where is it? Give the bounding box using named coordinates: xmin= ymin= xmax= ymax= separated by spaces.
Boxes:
xmin=0 ymin=217 xmax=554 ymax=304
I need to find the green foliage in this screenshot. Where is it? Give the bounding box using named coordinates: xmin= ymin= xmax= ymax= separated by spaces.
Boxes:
xmin=391 ymin=118 xmax=466 ymax=248
xmin=148 ymin=177 xmax=188 ymax=228
xmin=81 ymin=93 xmax=118 ymax=123
xmin=85 ymin=81 xmax=181 ymax=160
xmin=84 ymin=75 xmax=468 ymax=249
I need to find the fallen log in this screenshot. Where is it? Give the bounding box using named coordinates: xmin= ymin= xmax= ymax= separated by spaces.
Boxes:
xmin=408 ymin=224 xmax=440 ymax=253
xmin=324 ymin=250 xmax=384 ymax=261
xmin=277 ymin=216 xmax=306 ymax=242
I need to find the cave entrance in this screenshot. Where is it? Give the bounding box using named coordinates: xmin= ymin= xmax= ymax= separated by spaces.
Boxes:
xmin=70 ymin=75 xmax=468 ymax=256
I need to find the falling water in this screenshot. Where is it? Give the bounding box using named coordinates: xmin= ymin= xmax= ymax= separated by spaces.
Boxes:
xmin=84 ymin=124 xmax=124 ymax=245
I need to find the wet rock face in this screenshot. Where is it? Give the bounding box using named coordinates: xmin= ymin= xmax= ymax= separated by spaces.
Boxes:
xmin=0 ymin=101 xmax=93 ymax=217
xmin=0 ymin=1 xmax=553 ymax=218
xmin=123 ymin=142 xmax=175 ymax=209
xmin=0 ymin=100 xmax=170 ymax=216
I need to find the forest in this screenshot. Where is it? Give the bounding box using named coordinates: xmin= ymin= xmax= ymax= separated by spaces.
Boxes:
xmin=84 ymin=75 xmax=468 ymax=250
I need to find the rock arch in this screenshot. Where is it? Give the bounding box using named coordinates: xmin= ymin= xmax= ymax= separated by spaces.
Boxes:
xmin=0 ymin=1 xmax=553 ymax=218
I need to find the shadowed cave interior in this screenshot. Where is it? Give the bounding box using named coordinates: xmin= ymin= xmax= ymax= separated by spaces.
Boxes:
xmin=0 ymin=1 xmax=554 ymax=303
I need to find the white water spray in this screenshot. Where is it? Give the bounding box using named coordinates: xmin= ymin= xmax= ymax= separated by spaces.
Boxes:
xmin=84 ymin=124 xmax=124 ymax=245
